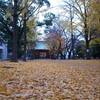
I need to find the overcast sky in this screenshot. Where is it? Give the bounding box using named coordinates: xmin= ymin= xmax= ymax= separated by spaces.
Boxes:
xmin=48 ymin=0 xmax=62 ymax=14
xmin=49 ymin=0 xmax=60 ymax=8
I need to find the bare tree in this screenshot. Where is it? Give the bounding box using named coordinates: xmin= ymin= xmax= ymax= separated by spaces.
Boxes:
xmin=44 ymin=25 xmax=66 ymax=59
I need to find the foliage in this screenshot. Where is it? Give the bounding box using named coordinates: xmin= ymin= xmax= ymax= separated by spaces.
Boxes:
xmin=37 ymin=12 xmax=56 ymax=26
xmin=44 ymin=12 xmax=55 ymax=26
xmin=88 ymin=0 xmax=100 ymax=34
xmin=0 ymin=60 xmax=100 ymax=99
xmin=90 ymin=38 xmax=100 ymax=58
xmin=0 ymin=1 xmax=24 ymax=58
xmin=75 ymin=41 xmax=86 ymax=58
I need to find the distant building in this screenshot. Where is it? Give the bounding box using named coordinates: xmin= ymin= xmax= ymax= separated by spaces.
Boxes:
xmin=35 ymin=41 xmax=50 ymax=59
xmin=0 ymin=41 xmax=7 ymax=60
xmin=28 ymin=41 xmax=50 ymax=59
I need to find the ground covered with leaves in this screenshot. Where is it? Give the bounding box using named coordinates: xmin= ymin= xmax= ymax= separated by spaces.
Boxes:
xmin=0 ymin=60 xmax=100 ymax=100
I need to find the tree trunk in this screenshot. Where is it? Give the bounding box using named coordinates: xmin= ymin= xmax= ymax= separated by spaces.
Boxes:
xmin=84 ymin=4 xmax=91 ymax=60
xmin=71 ymin=33 xmax=75 ymax=59
xmin=68 ymin=51 xmax=71 ymax=59
xmin=86 ymin=35 xmax=91 ymax=60
xmin=84 ymin=20 xmax=91 ymax=60
xmin=23 ymin=13 xmax=27 ymax=61
xmin=11 ymin=0 xmax=18 ymax=62
xmin=60 ymin=52 xmax=63 ymax=59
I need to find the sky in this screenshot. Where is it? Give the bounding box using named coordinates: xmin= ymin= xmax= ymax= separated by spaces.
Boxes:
xmin=47 ymin=0 xmax=64 ymax=15
xmin=48 ymin=0 xmax=61 ymax=13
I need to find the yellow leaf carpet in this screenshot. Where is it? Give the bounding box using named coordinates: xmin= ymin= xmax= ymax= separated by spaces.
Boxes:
xmin=0 ymin=60 xmax=100 ymax=100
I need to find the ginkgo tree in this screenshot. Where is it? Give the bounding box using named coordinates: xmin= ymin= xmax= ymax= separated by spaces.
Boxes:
xmin=6 ymin=0 xmax=50 ymax=62
xmin=88 ymin=0 xmax=100 ymax=37
xmin=59 ymin=0 xmax=82 ymax=59
xmin=61 ymin=0 xmax=76 ymax=59
xmin=89 ymin=0 xmax=100 ymax=59
xmin=62 ymin=0 xmax=100 ymax=59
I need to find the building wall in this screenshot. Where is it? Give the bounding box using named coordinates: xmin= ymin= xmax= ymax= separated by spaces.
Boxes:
xmin=0 ymin=43 xmax=7 ymax=60
xmin=35 ymin=50 xmax=50 ymax=59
